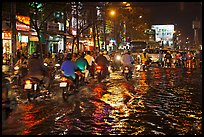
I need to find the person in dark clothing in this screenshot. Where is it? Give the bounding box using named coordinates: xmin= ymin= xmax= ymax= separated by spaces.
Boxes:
xmin=24 ymin=52 xmax=50 ymax=88
xmin=95 ymin=52 xmax=109 ymax=80
xmin=164 ymin=51 xmax=172 ymax=68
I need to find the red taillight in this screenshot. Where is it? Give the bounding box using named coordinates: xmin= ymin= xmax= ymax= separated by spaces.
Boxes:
xmin=61 ymin=76 xmax=67 ymax=82
xmin=96 ymin=66 xmax=102 ymax=70
xmin=25 ymin=80 xmax=32 ymax=84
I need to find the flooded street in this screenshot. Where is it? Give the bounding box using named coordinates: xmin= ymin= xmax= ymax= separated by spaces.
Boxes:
xmin=2 ymin=67 xmax=202 ymax=135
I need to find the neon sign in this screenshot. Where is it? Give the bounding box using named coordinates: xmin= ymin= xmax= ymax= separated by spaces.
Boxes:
xmin=16 ymin=15 xmax=30 ymax=31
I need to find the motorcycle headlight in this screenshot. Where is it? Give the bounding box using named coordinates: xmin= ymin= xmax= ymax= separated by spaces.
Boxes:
xmin=116 ymin=55 xmax=121 ymax=61
xmin=54 ymin=75 xmax=61 ymax=79
xmin=55 ymin=63 xmax=60 ymax=67
xmin=14 ymin=66 xmax=19 ymax=70
xmin=44 ymin=63 xmax=48 ymax=66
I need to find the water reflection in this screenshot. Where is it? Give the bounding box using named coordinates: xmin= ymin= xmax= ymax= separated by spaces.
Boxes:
xmin=2 ymin=67 xmax=202 ymax=135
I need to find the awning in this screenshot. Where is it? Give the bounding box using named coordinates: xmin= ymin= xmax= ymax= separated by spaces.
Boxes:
xmin=29 ymin=36 xmax=39 ymax=41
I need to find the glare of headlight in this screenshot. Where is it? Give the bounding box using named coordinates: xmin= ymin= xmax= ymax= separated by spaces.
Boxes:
xmin=14 ymin=66 xmax=19 ymax=70
xmin=116 ymin=55 xmax=121 ymax=60
xmin=44 ymin=63 xmax=48 ymax=66
xmin=55 ymin=63 xmax=60 ymax=67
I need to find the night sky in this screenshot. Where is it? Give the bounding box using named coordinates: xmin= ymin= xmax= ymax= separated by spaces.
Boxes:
xmin=134 ymin=2 xmax=202 ymax=44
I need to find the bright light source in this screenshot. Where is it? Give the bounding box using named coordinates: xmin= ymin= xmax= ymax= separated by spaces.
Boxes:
xmin=110 ymin=10 xmax=115 ymax=16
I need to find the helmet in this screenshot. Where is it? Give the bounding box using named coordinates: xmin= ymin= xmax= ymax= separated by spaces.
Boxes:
xmin=81 ymin=52 xmax=86 ymax=57
xmin=66 ymin=53 xmax=72 ymax=60
xmin=31 ymin=52 xmax=39 ymax=58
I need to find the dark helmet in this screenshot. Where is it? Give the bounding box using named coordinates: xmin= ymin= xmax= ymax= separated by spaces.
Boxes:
xmin=81 ymin=52 xmax=86 ymax=58
xmin=31 ymin=52 xmax=39 ymax=58
xmin=66 ymin=53 xmax=72 ymax=60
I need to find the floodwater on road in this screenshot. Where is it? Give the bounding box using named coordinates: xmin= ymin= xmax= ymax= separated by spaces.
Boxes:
xmin=2 ymin=67 xmax=202 ymax=135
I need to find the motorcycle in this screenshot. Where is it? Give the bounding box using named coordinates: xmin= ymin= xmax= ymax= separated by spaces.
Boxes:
xmin=123 ymin=66 xmax=132 ymax=81
xmin=165 ymin=58 xmax=171 ymax=68
xmin=23 ymin=76 xmax=53 ymax=102
xmin=111 ymin=54 xmax=122 ymax=72
xmin=59 ymin=75 xmax=75 ymax=101
xmin=142 ymin=57 xmax=152 ymax=71
xmin=95 ymin=65 xmax=103 ymax=82
xmin=23 ymin=63 xmax=54 ymax=102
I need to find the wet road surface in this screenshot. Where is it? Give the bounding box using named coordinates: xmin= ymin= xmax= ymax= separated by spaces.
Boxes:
xmin=2 ymin=66 xmax=202 ymax=135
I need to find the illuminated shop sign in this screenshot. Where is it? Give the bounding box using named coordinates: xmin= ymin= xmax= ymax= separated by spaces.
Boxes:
xmin=151 ymin=25 xmax=174 ymax=42
xmin=2 ymin=32 xmax=12 ymax=40
xmin=16 ymin=15 xmax=30 ymax=31
xmin=151 ymin=25 xmax=174 ymax=46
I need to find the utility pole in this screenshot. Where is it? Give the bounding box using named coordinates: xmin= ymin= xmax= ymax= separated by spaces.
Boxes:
xmin=103 ymin=3 xmax=107 ymax=51
xmin=11 ymin=2 xmax=16 ymax=69
xmin=76 ymin=2 xmax=79 ymax=53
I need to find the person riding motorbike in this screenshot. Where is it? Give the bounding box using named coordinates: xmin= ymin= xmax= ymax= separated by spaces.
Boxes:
xmin=24 ymin=52 xmax=50 ymax=89
xmin=61 ymin=53 xmax=80 ymax=88
xmin=164 ymin=50 xmax=172 ymax=68
xmin=121 ymin=50 xmax=134 ymax=73
xmin=75 ymin=52 xmax=89 ymax=83
xmin=14 ymin=53 xmax=28 ymax=78
xmin=84 ymin=51 xmax=95 ymax=78
xmin=95 ymin=51 xmax=110 ymax=81
xmin=44 ymin=52 xmax=55 ymax=66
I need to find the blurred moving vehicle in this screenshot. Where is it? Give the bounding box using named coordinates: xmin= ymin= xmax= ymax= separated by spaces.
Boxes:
xmin=146 ymin=48 xmax=169 ymax=64
xmin=2 ymin=72 xmax=17 ymax=111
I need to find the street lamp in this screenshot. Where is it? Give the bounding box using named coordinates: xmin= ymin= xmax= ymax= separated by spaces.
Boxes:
xmin=109 ymin=9 xmax=116 ymax=50
xmin=110 ymin=10 xmax=115 ymax=16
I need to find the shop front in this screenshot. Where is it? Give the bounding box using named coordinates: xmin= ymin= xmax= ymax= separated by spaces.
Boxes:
xmin=2 ymin=31 xmax=12 ymax=64
xmin=16 ymin=15 xmax=30 ymax=56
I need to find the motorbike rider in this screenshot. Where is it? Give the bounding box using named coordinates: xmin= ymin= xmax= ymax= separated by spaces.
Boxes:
xmin=164 ymin=50 xmax=172 ymax=68
xmin=175 ymin=51 xmax=181 ymax=67
xmin=84 ymin=51 xmax=95 ymax=78
xmin=24 ymin=52 xmax=50 ymax=89
xmin=103 ymin=50 xmax=111 ymax=61
xmin=121 ymin=50 xmax=134 ymax=73
xmin=61 ymin=53 xmax=80 ymax=88
xmin=95 ymin=51 xmax=110 ymax=81
xmin=14 ymin=53 xmax=28 ymax=78
xmin=75 ymin=52 xmax=89 ymax=83
xmin=44 ymin=52 xmax=55 ymax=66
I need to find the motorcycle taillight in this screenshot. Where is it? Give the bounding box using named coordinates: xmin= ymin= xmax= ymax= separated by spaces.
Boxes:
xmin=25 ymin=80 xmax=32 ymax=84
xmin=96 ymin=66 xmax=102 ymax=70
xmin=61 ymin=76 xmax=67 ymax=82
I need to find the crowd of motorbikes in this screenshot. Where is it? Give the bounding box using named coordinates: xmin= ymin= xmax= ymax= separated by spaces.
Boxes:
xmin=2 ymin=50 xmax=179 ymax=106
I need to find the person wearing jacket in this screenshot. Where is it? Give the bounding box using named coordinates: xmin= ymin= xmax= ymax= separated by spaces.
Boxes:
xmin=95 ymin=51 xmax=109 ymax=80
xmin=24 ymin=52 xmax=50 ymax=88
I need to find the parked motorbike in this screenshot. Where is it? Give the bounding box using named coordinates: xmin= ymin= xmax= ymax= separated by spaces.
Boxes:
xmin=123 ymin=66 xmax=132 ymax=81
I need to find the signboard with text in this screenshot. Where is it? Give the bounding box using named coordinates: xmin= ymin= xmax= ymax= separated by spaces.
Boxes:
xmin=16 ymin=15 xmax=30 ymax=31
